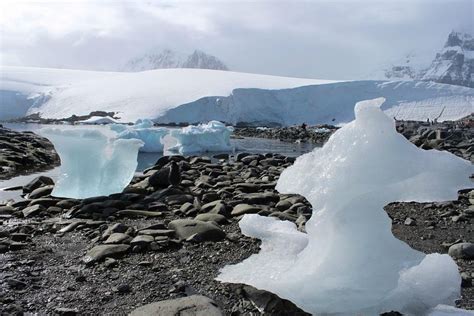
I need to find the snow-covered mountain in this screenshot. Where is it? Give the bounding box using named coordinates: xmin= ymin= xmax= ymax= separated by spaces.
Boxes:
xmin=372 ymin=31 xmax=473 ymax=88
xmin=421 ymin=31 xmax=474 ymax=88
xmin=380 ymin=52 xmax=428 ymax=80
xmin=122 ymin=49 xmax=228 ymax=72
xmin=1 ymin=66 xmax=472 ymax=125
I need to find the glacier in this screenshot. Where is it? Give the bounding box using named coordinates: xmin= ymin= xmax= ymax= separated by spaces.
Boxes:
xmin=216 ymin=98 xmax=474 ymax=315
xmin=1 ymin=66 xmax=472 ymax=125
xmin=110 ymin=119 xmax=169 ymax=153
xmin=168 ymin=121 xmax=234 ymax=154
xmin=38 ymin=127 xmax=143 ymax=199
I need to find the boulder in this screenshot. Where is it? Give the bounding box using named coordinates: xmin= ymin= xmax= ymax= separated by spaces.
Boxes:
xmin=129 ymin=295 xmax=222 ymax=316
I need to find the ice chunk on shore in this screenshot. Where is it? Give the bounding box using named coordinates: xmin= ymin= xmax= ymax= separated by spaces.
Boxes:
xmin=110 ymin=119 xmax=169 ymax=153
xmin=38 ymin=128 xmax=143 ymax=199
xmin=168 ymin=120 xmax=234 ymax=154
xmin=217 ymin=98 xmax=474 ymax=315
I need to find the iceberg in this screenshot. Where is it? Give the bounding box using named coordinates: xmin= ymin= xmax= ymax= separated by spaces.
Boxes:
xmin=168 ymin=120 xmax=234 ymax=154
xmin=38 ymin=128 xmax=143 ymax=199
xmin=217 ymin=98 xmax=474 ymax=315
xmin=110 ymin=119 xmax=169 ymax=153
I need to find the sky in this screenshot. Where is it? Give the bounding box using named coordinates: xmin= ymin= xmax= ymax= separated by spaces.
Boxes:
xmin=0 ymin=0 xmax=472 ymax=79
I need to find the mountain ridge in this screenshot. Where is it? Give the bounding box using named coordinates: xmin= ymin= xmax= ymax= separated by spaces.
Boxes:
xmin=122 ymin=49 xmax=228 ymax=72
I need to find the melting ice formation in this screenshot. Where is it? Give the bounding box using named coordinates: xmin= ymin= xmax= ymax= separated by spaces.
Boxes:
xmin=169 ymin=120 xmax=234 ymax=155
xmin=38 ymin=128 xmax=143 ymax=199
xmin=217 ymin=98 xmax=474 ymax=315
xmin=110 ymin=119 xmax=169 ymax=153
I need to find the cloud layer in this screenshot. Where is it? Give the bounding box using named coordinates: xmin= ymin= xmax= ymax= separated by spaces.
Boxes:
xmin=1 ymin=0 xmax=472 ymax=79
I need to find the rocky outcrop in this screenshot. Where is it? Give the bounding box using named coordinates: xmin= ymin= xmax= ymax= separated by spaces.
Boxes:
xmin=123 ymin=49 xmax=228 ymax=72
xmin=422 ymin=31 xmax=474 ymax=88
xmin=0 ymin=126 xmax=59 ymax=180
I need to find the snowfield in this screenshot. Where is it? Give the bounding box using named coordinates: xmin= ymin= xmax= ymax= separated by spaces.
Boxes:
xmin=0 ymin=66 xmax=472 ymax=125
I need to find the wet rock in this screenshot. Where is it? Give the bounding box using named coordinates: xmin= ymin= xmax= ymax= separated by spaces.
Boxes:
xmin=129 ymin=295 xmax=223 ymax=316
xmin=138 ymin=229 xmax=174 ymax=237
xmin=168 ymin=219 xmax=225 ymax=242
xmin=54 ymin=307 xmax=79 ymax=315
xmin=117 ymin=210 xmax=163 ymax=218
xmin=83 ymin=244 xmax=130 ymax=264
xmin=28 ymin=185 xmax=54 ymax=199
xmin=102 ymin=223 xmax=129 ymax=239
xmin=130 ymin=235 xmax=154 ymax=248
xmin=104 ymin=233 xmax=132 ymax=244
xmin=448 ymin=242 xmax=474 ymax=259
xmin=22 ymin=204 xmax=46 ymax=217
xmin=237 ymin=285 xmax=310 ymax=316
xmin=404 ymin=217 xmax=416 ymax=226
xmin=231 ymin=204 xmax=261 ymax=216
xmin=195 ymin=213 xmax=228 ymax=225
xmin=235 ymin=192 xmax=279 ymax=204
xmin=23 ymin=176 xmax=55 ymax=193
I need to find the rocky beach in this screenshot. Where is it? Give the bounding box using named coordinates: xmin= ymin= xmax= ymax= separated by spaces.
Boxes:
xmin=0 ymin=118 xmax=472 ymax=315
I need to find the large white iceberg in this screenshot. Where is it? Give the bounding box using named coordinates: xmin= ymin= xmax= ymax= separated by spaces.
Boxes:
xmin=110 ymin=119 xmax=169 ymax=153
xmin=38 ymin=128 xmax=143 ymax=199
xmin=168 ymin=120 xmax=234 ymax=154
xmin=217 ymin=98 xmax=474 ymax=315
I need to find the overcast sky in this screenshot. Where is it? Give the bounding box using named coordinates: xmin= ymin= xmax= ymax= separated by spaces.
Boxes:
xmin=0 ymin=0 xmax=472 ymax=79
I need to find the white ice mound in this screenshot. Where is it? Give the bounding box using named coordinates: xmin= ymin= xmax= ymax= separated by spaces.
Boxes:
xmin=78 ymin=116 xmax=119 ymax=125
xmin=168 ymin=120 xmax=234 ymax=154
xmin=39 ymin=128 xmax=143 ymax=199
xmin=217 ymin=97 xmax=474 ymax=315
xmin=110 ymin=119 xmax=169 ymax=153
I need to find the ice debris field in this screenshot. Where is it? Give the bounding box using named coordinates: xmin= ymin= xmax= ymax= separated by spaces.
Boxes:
xmin=37 ymin=120 xmax=235 ymax=198
xmin=217 ymin=98 xmax=474 ymax=315
xmin=1 ymin=66 xmax=473 ymax=125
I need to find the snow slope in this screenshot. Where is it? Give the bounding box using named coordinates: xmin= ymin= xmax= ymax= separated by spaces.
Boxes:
xmin=0 ymin=66 xmax=330 ymax=121
xmin=1 ymin=66 xmax=472 ymax=125
xmin=158 ymin=81 xmax=474 ymax=125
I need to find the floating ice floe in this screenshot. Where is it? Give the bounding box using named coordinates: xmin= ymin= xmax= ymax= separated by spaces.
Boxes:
xmin=38 ymin=128 xmax=143 ymax=199
xmin=169 ymin=120 xmax=234 ymax=154
xmin=217 ymin=98 xmax=474 ymax=315
xmin=110 ymin=119 xmax=169 ymax=153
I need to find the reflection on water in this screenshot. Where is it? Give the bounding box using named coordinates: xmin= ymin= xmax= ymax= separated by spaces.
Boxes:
xmin=1 ymin=123 xmax=318 ymax=201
